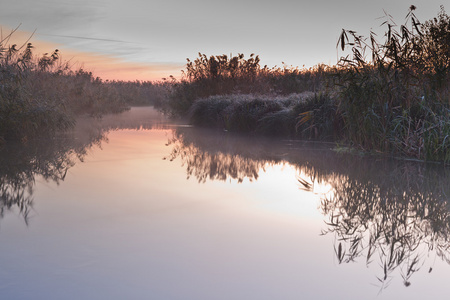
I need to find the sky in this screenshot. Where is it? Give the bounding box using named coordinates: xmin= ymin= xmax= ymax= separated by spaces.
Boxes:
xmin=0 ymin=0 xmax=446 ymax=81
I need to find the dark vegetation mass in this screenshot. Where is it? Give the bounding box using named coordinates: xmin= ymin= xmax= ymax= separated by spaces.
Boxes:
xmin=1 ymin=6 xmax=449 ymax=162
xmin=163 ymin=6 xmax=450 ymax=163
xmin=0 ymin=28 xmax=170 ymax=143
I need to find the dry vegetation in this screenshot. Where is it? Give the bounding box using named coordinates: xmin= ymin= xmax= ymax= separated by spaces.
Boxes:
xmin=1 ymin=6 xmax=449 ymax=162
xmin=163 ymin=6 xmax=449 ymax=163
xmin=0 ymin=28 xmax=171 ymax=143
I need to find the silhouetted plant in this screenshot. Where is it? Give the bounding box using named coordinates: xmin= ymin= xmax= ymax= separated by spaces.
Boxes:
xmin=162 ymin=6 xmax=450 ymax=163
xmin=334 ymin=5 xmax=450 ymax=161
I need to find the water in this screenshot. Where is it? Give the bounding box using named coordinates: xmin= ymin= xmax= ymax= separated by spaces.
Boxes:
xmin=1 ymin=107 xmax=449 ymax=300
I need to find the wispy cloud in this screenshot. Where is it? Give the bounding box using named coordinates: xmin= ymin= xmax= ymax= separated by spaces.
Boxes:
xmin=1 ymin=0 xmax=445 ymax=80
xmin=37 ymin=33 xmax=133 ymax=44
xmin=2 ymin=25 xmax=182 ymax=81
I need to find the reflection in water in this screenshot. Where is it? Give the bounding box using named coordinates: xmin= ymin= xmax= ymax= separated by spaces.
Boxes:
xmin=0 ymin=127 xmax=108 ymax=223
xmin=0 ymin=107 xmax=172 ymax=223
xmin=165 ymin=129 xmax=273 ymax=183
xmin=166 ymin=126 xmax=450 ymax=288
xmin=3 ymin=106 xmax=450 ymax=289
xmin=321 ymin=162 xmax=450 ymax=289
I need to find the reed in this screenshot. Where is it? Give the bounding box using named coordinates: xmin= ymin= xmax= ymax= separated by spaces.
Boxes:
xmin=165 ymin=53 xmax=334 ymax=116
xmin=333 ymin=5 xmax=450 ymax=162
xmin=0 ymin=31 xmax=131 ymax=142
xmin=165 ymin=6 xmax=449 ymax=163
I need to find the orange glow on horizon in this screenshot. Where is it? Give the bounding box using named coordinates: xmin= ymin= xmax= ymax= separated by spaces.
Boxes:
xmin=1 ymin=25 xmax=183 ymax=82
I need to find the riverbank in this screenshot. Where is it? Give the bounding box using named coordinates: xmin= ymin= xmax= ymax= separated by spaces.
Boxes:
xmin=0 ymin=32 xmax=171 ymax=143
xmin=161 ymin=6 xmax=449 ymax=163
xmin=1 ymin=6 xmax=448 ymax=163
xmin=178 ymin=90 xmax=450 ymax=163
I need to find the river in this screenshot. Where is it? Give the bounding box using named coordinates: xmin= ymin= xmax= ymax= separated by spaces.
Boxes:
xmin=0 ymin=107 xmax=449 ymax=300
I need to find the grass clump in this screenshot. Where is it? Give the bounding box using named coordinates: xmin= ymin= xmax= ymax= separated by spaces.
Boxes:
xmin=188 ymin=92 xmax=340 ymax=139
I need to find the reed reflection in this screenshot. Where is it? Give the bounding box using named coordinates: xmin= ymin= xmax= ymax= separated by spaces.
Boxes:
xmin=0 ymin=107 xmax=172 ymax=223
xmin=321 ymin=161 xmax=450 ymax=289
xmin=165 ymin=126 xmax=450 ymax=287
xmin=0 ymin=128 xmax=108 ymax=224
xmin=164 ymin=129 xmax=277 ymax=183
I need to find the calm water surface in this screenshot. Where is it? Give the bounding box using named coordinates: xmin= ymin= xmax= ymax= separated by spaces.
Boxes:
xmin=1 ymin=107 xmax=449 ymax=300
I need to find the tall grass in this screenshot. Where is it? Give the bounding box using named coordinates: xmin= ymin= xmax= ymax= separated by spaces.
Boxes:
xmin=165 ymin=6 xmax=449 ymax=163
xmin=334 ymin=5 xmax=450 ymax=161
xmin=165 ymin=53 xmax=333 ymax=116
xmin=0 ymin=29 xmax=146 ymax=143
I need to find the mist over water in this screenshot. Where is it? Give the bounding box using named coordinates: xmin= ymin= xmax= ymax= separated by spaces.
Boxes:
xmin=0 ymin=107 xmax=449 ymax=299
